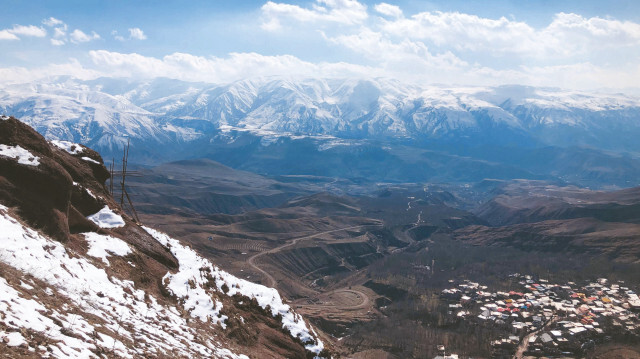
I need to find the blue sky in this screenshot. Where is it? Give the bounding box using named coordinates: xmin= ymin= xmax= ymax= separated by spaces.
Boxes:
xmin=1 ymin=0 xmax=639 ymax=90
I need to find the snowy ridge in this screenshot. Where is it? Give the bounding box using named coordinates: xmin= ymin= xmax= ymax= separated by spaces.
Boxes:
xmin=143 ymin=226 xmax=326 ymax=355
xmin=4 ymin=77 xmax=640 ymax=158
xmin=0 ymin=205 xmax=249 ymax=358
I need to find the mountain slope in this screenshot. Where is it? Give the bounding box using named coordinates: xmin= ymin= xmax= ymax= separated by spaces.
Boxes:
xmin=454 ymin=180 xmax=640 ymax=263
xmin=475 ymin=180 xmax=640 ymax=226
xmin=0 ymin=116 xmax=328 ymax=358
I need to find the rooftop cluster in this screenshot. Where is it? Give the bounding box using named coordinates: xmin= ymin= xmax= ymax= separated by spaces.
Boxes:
xmin=441 ymin=274 xmax=640 ymax=358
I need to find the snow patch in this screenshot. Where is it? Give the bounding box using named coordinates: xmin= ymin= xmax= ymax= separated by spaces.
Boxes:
xmin=82 ymin=156 xmax=100 ymax=164
xmin=85 ymin=187 xmax=97 ymax=199
xmin=84 ymin=232 xmax=132 ymax=265
xmin=0 ymin=144 xmax=40 ymax=166
xmin=87 ymin=205 xmax=125 ymax=228
xmin=51 ymin=140 xmax=83 ymax=155
xmin=20 ymin=281 xmax=34 ymax=290
xmin=1 ymin=331 xmax=26 ymax=347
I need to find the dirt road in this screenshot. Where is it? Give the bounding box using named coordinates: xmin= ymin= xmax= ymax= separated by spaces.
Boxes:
xmin=247 ymin=223 xmax=383 ymax=288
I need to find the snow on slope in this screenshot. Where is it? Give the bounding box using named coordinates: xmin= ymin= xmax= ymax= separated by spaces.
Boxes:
xmin=0 ymin=82 xmax=173 ymax=151
xmin=84 ymin=232 xmax=132 ymax=265
xmin=0 ymin=144 xmax=40 ymax=166
xmin=0 ymin=204 xmax=250 ymax=358
xmin=51 ymin=140 xmax=84 ymax=155
xmin=143 ymin=226 xmax=325 ymax=355
xmin=0 ymin=202 xmax=326 ymax=357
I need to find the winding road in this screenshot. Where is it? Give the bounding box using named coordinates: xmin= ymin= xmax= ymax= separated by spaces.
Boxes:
xmin=246 ymin=223 xmax=383 ymax=288
xmin=318 ymin=288 xmax=371 ymax=310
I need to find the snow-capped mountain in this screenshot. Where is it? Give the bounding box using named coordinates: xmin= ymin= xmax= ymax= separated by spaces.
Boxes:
xmin=0 ymin=117 xmax=328 ymax=358
xmin=2 ymin=77 xmax=640 ymax=187
xmin=2 ymin=77 xmax=639 ymax=152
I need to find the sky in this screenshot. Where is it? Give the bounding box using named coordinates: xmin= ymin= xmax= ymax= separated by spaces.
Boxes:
xmin=1 ymin=0 xmax=640 ymax=90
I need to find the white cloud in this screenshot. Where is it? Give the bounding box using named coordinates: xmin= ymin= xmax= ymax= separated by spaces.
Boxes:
xmin=0 ymin=30 xmax=19 ymax=41
xmin=543 ymin=12 xmax=640 ymax=55
xmin=0 ymin=59 xmax=103 ymax=85
xmin=53 ymin=27 xmax=67 ymax=38
xmin=327 ymin=29 xmax=467 ymax=70
xmin=258 ymin=2 xmax=640 ymax=89
xmin=378 ymin=11 xmax=640 ymax=58
xmin=0 ymin=2 xmax=638 ymax=91
xmin=520 ymin=62 xmax=640 ymax=90
xmin=374 ymin=3 xmax=402 ymax=19
xmin=261 ymin=0 xmax=368 ymax=30
xmin=87 ymin=50 xmax=377 ymax=83
xmin=42 ymin=17 xmax=64 ymax=27
xmin=380 ymin=11 xmax=541 ymax=54
xmin=0 ymin=49 xmax=637 ymax=91
xmin=0 ymin=25 xmax=47 ymax=40
xmin=70 ymin=29 xmax=100 ymax=43
xmin=9 ymin=25 xmax=47 ymax=37
xmin=128 ymin=28 xmax=147 ymax=40
xmin=112 ymin=28 xmax=147 ymax=41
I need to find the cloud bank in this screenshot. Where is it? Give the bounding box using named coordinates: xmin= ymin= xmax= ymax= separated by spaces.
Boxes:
xmin=0 ymin=1 xmax=639 ymax=91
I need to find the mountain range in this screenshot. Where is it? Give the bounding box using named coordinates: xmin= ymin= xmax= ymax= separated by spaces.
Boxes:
xmin=2 ymin=77 xmax=640 ymax=188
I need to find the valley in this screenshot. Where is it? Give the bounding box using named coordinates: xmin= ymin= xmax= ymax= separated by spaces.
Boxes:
xmin=3 ymin=111 xmax=638 ymax=357
xmin=122 ymin=157 xmax=640 ymax=358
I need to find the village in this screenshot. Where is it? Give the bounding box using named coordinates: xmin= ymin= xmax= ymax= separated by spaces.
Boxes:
xmin=439 ymin=274 xmax=640 ymax=358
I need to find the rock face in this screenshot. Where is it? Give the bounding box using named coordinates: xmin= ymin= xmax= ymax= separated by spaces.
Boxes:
xmin=0 ymin=116 xmax=328 ymax=358
xmin=1 ymin=117 xmax=75 ymax=242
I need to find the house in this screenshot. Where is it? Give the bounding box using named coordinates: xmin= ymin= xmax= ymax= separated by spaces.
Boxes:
xmin=433 ymin=354 xmax=458 ymax=359
xmin=569 ymin=327 xmax=587 ymax=335
xmin=540 ymin=333 xmax=553 ymax=344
